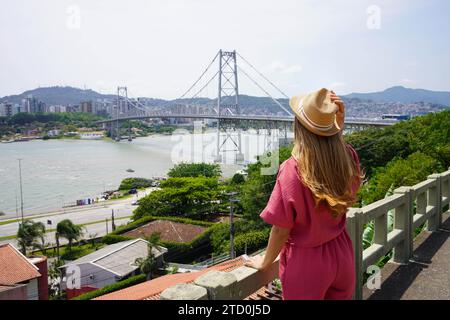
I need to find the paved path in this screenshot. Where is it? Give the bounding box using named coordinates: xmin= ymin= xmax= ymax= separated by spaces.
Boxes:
xmin=364 ymin=212 xmax=450 ymax=300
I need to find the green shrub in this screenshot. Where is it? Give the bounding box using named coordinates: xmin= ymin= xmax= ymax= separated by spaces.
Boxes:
xmin=359 ymin=152 xmax=442 ymax=205
xmin=233 ymin=229 xmax=271 ymax=255
xmin=101 ymin=234 xmax=134 ymax=245
xmin=119 ymin=178 xmax=153 ymax=191
xmin=231 ymin=173 xmax=245 ymax=184
xmin=210 ymin=220 xmax=268 ymax=255
xmin=72 ymin=274 xmax=147 ymax=300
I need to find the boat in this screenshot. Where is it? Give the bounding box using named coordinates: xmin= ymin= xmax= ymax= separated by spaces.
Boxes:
xmin=126 ymin=169 xmax=135 ymax=173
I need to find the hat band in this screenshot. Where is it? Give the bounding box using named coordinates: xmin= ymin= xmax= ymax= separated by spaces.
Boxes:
xmin=298 ymin=104 xmax=335 ymax=131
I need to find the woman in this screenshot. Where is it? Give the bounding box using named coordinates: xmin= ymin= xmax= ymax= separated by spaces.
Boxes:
xmin=245 ymin=88 xmax=363 ymax=300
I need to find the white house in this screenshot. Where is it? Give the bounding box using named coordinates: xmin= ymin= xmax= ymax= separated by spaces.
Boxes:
xmin=59 ymin=239 xmax=167 ymax=296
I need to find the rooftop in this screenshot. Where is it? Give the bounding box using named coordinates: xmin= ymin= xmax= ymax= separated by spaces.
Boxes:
xmin=60 ymin=239 xmax=167 ymax=277
xmin=124 ymin=220 xmax=206 ymax=243
xmin=0 ymin=244 xmax=41 ymax=285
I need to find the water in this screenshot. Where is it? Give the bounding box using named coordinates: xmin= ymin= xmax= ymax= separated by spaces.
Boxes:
xmin=0 ymin=129 xmax=291 ymax=217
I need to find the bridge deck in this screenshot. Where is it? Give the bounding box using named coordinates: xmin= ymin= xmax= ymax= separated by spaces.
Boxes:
xmin=364 ymin=211 xmax=450 ymax=300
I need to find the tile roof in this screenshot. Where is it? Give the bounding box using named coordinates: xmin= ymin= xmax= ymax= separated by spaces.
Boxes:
xmin=95 ymin=256 xmax=247 ymax=300
xmin=0 ymin=244 xmax=41 ymax=285
xmin=124 ymin=220 xmax=206 ymax=243
xmin=60 ymin=239 xmax=167 ymax=277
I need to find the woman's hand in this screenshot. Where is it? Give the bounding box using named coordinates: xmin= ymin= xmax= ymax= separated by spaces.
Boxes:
xmin=330 ymin=91 xmax=345 ymax=130
xmin=244 ymin=254 xmax=268 ymax=271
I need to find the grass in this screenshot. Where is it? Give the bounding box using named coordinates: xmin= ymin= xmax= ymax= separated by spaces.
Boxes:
xmin=34 ymin=242 xmax=107 ymax=260
xmin=0 ymin=235 xmax=17 ymax=241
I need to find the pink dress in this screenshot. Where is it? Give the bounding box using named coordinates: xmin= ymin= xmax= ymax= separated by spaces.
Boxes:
xmin=260 ymin=145 xmax=361 ymax=300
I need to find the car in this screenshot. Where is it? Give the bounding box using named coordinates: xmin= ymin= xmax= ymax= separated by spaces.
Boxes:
xmin=129 ymin=188 xmax=138 ymax=195
xmin=131 ymin=200 xmax=139 ymax=206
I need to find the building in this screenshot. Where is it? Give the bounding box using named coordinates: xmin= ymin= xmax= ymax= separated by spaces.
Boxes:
xmin=0 ymin=244 xmax=48 ymax=300
xmin=381 ymin=114 xmax=411 ymax=121
xmin=81 ymin=101 xmax=94 ymax=114
xmin=47 ymin=105 xmax=67 ymax=113
xmin=0 ymin=103 xmax=14 ymax=117
xmin=59 ymin=239 xmax=167 ymax=299
xmin=22 ymin=96 xmax=46 ymax=113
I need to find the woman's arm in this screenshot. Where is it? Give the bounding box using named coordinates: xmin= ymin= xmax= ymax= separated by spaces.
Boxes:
xmin=245 ymin=225 xmax=290 ymax=271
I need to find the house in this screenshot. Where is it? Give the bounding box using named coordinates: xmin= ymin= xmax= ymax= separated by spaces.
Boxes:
xmin=59 ymin=239 xmax=167 ymax=299
xmin=0 ymin=244 xmax=48 ymax=300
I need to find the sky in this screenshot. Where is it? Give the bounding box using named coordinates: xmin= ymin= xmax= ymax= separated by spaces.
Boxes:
xmin=1 ymin=0 xmax=450 ymax=99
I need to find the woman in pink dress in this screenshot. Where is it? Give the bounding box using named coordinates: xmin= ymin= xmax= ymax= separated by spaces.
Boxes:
xmin=245 ymin=88 xmax=363 ymax=300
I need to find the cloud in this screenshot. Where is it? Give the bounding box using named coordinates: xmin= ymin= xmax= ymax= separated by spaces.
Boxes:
xmin=266 ymin=61 xmax=303 ymax=74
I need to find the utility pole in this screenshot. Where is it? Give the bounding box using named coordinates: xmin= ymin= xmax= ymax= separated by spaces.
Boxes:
xmin=111 ymin=209 xmax=116 ymax=231
xmin=105 ymin=218 xmax=109 ymax=235
xmin=225 ymin=191 xmax=239 ymax=259
xmin=18 ymin=159 xmax=24 ymax=223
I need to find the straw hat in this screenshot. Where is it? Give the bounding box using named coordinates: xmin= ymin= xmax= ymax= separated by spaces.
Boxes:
xmin=289 ymin=88 xmax=344 ymax=136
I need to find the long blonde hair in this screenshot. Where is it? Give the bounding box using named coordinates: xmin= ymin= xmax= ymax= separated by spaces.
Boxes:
xmin=292 ymin=119 xmax=362 ymax=217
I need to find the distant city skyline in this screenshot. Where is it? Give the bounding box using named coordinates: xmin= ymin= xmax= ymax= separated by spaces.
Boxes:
xmin=1 ymin=0 xmax=450 ymax=99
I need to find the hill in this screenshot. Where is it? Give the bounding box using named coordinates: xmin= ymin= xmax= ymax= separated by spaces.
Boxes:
xmin=0 ymin=86 xmax=116 ymax=106
xmin=344 ymin=86 xmax=450 ymax=106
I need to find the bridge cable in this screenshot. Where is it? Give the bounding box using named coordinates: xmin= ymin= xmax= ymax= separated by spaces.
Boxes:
xmin=237 ymin=66 xmax=293 ymax=117
xmin=236 ymin=53 xmax=291 ymax=100
xmin=177 ymin=51 xmax=220 ymax=101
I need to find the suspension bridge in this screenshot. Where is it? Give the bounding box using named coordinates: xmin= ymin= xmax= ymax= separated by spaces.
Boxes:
xmin=99 ymin=50 xmax=395 ymax=161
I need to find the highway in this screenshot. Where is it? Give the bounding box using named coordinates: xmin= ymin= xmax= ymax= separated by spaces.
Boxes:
xmin=0 ymin=188 xmax=155 ymax=247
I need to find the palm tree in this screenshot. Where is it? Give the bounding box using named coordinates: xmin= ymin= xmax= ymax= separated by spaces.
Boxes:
xmin=134 ymin=232 xmax=162 ymax=280
xmin=17 ymin=220 xmax=46 ymax=255
xmin=56 ymin=219 xmax=83 ymax=252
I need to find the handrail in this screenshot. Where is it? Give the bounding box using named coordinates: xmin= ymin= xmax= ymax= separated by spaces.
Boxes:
xmin=160 ymin=168 xmax=450 ymax=300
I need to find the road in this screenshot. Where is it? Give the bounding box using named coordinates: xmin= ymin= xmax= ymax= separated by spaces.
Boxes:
xmin=0 ymin=188 xmax=155 ymax=247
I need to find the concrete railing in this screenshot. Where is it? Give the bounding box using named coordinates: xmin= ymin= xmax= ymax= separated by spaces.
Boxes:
xmin=160 ymin=168 xmax=450 ymax=300
xmin=347 ymin=168 xmax=450 ymax=299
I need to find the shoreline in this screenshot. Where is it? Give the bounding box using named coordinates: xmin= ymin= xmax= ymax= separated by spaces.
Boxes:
xmin=0 ymin=187 xmax=155 ymax=224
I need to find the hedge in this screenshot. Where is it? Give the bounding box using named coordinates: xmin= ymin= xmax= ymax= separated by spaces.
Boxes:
xmin=102 ymin=234 xmax=134 ymax=245
xmin=232 ymin=228 xmax=270 ymax=256
xmin=160 ymin=225 xmax=216 ymax=263
xmin=72 ymin=274 xmax=147 ymax=300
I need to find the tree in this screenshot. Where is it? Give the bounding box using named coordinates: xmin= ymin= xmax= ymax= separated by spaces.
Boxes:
xmin=134 ymin=232 xmax=162 ymax=280
xmin=231 ymin=173 xmax=245 ymax=185
xmin=17 ymin=220 xmax=46 ymax=255
xmin=118 ymin=177 xmax=153 ymax=191
xmin=240 ymin=146 xmax=292 ymax=221
xmin=56 ymin=219 xmax=84 ymax=252
xmin=359 ymin=152 xmax=442 ymax=205
xmin=168 ymin=162 xmax=222 ymax=178
xmin=133 ymin=177 xmax=221 ymax=220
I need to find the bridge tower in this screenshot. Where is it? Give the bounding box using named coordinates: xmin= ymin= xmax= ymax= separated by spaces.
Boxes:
xmin=215 ymin=50 xmax=244 ymax=163
xmin=114 ymin=87 xmax=128 ymax=141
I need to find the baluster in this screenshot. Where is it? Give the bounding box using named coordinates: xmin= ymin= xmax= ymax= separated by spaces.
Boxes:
xmin=393 ymin=187 xmax=413 ymax=263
